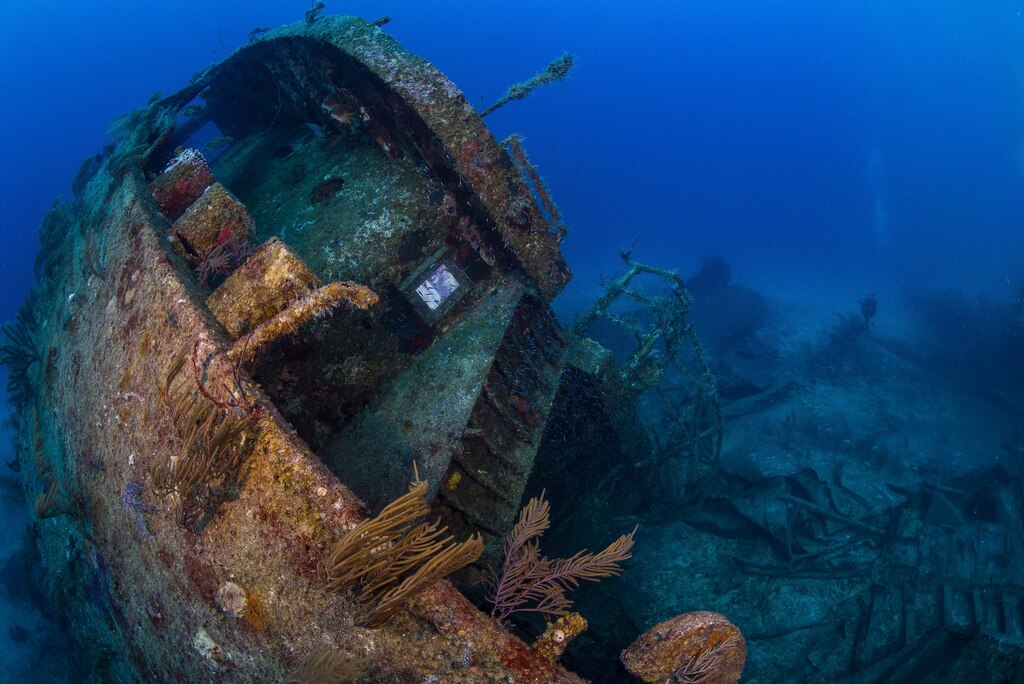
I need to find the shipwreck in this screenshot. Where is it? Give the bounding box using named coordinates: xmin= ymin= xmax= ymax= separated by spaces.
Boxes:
xmin=2 ymin=14 xmax=740 ymax=683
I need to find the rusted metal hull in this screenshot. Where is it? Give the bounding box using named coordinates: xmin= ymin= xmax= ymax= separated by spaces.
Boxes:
xmin=13 ymin=16 xmax=590 ymax=682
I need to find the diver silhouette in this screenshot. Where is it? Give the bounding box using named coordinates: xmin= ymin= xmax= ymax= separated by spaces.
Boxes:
xmin=860 ymin=294 xmax=878 ymax=328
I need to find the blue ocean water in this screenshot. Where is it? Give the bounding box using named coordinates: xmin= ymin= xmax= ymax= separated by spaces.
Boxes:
xmin=0 ymin=2 xmax=1022 ymax=682
xmin=2 ymin=1 xmax=1020 ymax=318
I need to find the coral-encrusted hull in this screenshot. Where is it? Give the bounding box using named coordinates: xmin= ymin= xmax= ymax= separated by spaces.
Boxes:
xmin=12 ymin=15 xmax=584 ymax=682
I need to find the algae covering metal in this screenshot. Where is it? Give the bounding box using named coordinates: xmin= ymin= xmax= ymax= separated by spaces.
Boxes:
xmin=6 ymin=15 xmax=598 ymax=682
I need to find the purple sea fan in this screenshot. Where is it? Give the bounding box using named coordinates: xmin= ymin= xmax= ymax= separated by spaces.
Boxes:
xmin=198 ymin=236 xmax=252 ymax=286
xmin=485 ymin=490 xmax=636 ymax=622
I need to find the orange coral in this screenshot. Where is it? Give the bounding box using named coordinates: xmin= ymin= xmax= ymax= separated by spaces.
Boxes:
xmin=532 ymin=612 xmax=587 ymax=662
xmin=244 ymin=592 xmax=269 ymax=631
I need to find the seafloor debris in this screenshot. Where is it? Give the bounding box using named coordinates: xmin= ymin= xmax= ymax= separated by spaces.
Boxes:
xmin=571 ymin=246 xmax=724 ymax=492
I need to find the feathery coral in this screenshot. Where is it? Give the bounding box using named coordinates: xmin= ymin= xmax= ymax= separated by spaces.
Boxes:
xmin=0 ymin=305 xmax=40 ymax=406
xmin=487 ymin=491 xmax=636 ymax=622
xmin=152 ymin=348 xmax=252 ymax=531
xmin=481 ymin=53 xmax=576 ymax=117
xmin=285 ymin=649 xmax=368 ymax=683
xmin=325 ymin=475 xmax=483 ymax=627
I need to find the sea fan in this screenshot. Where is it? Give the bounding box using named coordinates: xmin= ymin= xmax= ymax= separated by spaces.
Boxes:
xmin=486 ymin=491 xmax=636 ymax=622
xmin=324 ymin=474 xmax=483 ymax=627
xmin=285 ymin=650 xmax=368 ymax=684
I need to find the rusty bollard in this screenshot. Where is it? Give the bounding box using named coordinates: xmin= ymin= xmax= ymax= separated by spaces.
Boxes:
xmin=621 ymin=611 xmax=745 ymax=684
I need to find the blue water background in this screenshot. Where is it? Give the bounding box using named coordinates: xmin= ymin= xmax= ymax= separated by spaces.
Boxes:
xmin=1 ymin=1 xmax=1021 ymax=326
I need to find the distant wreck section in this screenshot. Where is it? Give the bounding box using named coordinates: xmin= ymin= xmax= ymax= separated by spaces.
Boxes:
xmin=1 ymin=15 xmax=737 ymax=682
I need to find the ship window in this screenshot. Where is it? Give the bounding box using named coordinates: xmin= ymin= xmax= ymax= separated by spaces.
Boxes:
xmin=399 ymin=250 xmax=469 ymax=325
xmin=415 ymin=264 xmax=460 ymax=311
